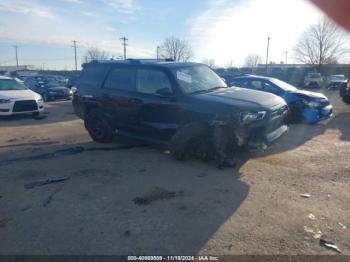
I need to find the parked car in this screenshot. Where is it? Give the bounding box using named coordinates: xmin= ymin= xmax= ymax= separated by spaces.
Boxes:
xmin=340 ymin=81 xmax=350 ymax=105
xmin=0 ymin=76 xmax=44 ymax=116
xmin=24 ymin=76 xmax=72 ymax=102
xmin=304 ymin=72 xmax=323 ymax=88
xmin=67 ymin=76 xmax=79 ymax=88
xmin=339 ymin=81 xmax=350 ymax=98
xmin=73 ymin=60 xmax=289 ymax=162
xmin=227 ymin=75 xmax=332 ymax=124
xmin=326 ymin=75 xmax=348 ymax=90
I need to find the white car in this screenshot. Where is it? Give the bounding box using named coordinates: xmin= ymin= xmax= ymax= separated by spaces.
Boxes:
xmin=0 ymin=76 xmax=44 ymax=116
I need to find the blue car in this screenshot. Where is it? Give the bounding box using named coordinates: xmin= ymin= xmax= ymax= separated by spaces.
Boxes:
xmin=226 ymin=75 xmax=333 ymax=124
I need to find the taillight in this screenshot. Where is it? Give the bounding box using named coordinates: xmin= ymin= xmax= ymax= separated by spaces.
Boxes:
xmin=347 ymin=82 xmax=350 ymax=90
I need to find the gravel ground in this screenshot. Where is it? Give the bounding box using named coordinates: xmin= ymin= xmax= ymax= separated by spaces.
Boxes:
xmin=0 ymin=90 xmax=349 ymax=255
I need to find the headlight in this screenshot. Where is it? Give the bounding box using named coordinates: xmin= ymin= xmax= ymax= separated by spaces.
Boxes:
xmin=303 ymin=99 xmax=320 ymax=108
xmin=37 ymin=96 xmax=43 ymax=102
xmin=239 ymin=111 xmax=266 ymax=125
xmin=0 ymin=99 xmax=11 ymax=104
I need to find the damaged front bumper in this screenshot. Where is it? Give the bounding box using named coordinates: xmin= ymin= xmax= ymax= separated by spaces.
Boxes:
xmin=303 ymin=104 xmax=333 ymax=124
xmin=247 ymin=124 xmax=289 ymax=149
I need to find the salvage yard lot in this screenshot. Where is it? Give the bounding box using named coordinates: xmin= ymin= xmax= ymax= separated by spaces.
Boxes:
xmin=0 ymin=90 xmax=349 ymax=255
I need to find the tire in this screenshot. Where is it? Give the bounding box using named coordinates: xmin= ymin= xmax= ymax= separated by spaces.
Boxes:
xmin=343 ymin=96 xmax=350 ymax=105
xmin=170 ymin=122 xmax=210 ymax=160
xmin=84 ymin=109 xmax=114 ymax=143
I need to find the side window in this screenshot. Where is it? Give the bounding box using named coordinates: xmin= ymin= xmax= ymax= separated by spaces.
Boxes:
xmin=263 ymin=81 xmax=282 ymax=95
xmin=230 ymin=79 xmax=243 ymax=87
xmin=136 ymin=69 xmax=172 ymax=95
xmin=104 ymin=67 xmax=135 ymax=91
xmin=242 ymin=80 xmax=263 ymax=90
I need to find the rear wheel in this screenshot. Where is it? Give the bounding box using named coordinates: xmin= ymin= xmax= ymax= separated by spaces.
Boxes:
xmin=85 ymin=109 xmax=114 ymax=143
xmin=170 ymin=122 xmax=210 ymax=160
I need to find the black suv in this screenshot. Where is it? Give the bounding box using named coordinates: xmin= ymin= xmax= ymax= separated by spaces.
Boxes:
xmin=73 ymin=59 xmax=289 ymax=160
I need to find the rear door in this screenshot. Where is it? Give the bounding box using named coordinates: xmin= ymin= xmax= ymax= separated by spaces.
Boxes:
xmin=101 ymin=66 xmax=139 ymax=130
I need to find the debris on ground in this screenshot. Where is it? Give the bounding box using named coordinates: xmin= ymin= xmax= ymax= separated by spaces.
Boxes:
xmin=0 ymin=218 xmax=12 ymax=228
xmin=24 ymin=177 xmax=70 ymax=189
xmin=303 ymin=226 xmax=322 ymax=239
xmin=300 ymin=193 xmax=311 ymax=198
xmin=319 ymin=239 xmax=341 ymax=253
xmin=43 ymin=185 xmax=64 ymax=207
xmin=138 ymin=169 xmax=147 ymax=173
xmin=133 ymin=187 xmax=183 ymax=205
xmin=123 ymin=230 xmax=131 ymax=237
xmin=308 ymin=213 xmax=316 ymax=220
xmin=0 ymin=195 xmax=2 ymax=199
xmin=0 ymin=144 xmax=148 ymax=167
xmin=20 ymin=206 xmax=32 ymax=212
xmin=338 ymin=222 xmax=346 ymax=229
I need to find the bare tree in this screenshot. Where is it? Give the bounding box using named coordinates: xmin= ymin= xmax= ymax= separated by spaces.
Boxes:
xmin=160 ymin=37 xmax=193 ymax=62
xmin=83 ymin=47 xmax=109 ymax=63
xmin=243 ymin=54 xmax=262 ymax=67
xmin=294 ymin=18 xmax=347 ymax=67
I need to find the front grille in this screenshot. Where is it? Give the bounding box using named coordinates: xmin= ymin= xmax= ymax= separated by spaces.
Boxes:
xmin=13 ymin=100 xmax=38 ymax=112
xmin=271 ymin=105 xmax=288 ymax=119
xmin=267 ymin=105 xmax=288 ymax=133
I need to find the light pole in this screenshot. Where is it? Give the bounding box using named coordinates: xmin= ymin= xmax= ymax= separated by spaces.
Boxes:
xmin=13 ymin=45 xmax=19 ymax=67
xmin=265 ymin=37 xmax=270 ymax=75
xmin=157 ymin=46 xmax=160 ymax=59
xmin=120 ymin=37 xmax=128 ymax=60
xmin=285 ymin=51 xmax=288 ymax=64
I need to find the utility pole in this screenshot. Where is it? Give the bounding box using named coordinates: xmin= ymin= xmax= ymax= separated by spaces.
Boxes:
xmin=72 ymin=40 xmax=78 ymax=71
xmin=284 ymin=51 xmax=288 ymax=64
xmin=13 ymin=45 xmax=19 ymax=67
xmin=156 ymin=46 xmax=160 ymax=59
xmin=120 ymin=37 xmax=128 ymax=60
xmin=265 ymin=37 xmax=270 ymax=75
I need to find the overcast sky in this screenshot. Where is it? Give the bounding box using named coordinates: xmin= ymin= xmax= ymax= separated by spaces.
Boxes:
xmin=0 ymin=0 xmax=345 ymax=70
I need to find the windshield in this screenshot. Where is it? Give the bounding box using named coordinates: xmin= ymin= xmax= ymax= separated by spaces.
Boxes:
xmin=0 ymin=79 xmax=27 ymax=91
xmin=329 ymin=75 xmax=346 ymax=81
xmin=172 ymin=65 xmax=227 ymax=94
xmin=270 ymin=78 xmax=298 ymax=92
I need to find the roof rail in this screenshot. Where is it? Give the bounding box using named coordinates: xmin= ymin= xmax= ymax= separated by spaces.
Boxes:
xmin=126 ymin=58 xmax=175 ymax=63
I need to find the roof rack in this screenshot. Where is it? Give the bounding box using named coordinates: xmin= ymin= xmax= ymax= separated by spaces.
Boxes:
xmin=126 ymin=58 xmax=175 ymax=63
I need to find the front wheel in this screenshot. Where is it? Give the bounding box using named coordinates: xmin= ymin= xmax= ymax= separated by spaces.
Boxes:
xmin=84 ymin=109 xmax=114 ymax=143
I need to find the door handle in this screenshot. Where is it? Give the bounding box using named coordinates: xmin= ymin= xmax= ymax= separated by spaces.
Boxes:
xmin=129 ymin=98 xmax=143 ymax=104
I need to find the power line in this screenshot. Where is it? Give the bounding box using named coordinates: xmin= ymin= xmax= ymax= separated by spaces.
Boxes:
xmin=120 ymin=37 xmax=128 ymax=60
xmin=72 ymin=40 xmax=78 ymax=71
xmin=13 ymin=45 xmax=19 ymax=67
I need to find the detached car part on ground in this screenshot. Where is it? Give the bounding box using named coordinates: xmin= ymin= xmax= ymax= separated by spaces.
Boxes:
xmin=0 ymin=76 xmax=44 ymax=116
xmin=226 ymin=75 xmax=332 ymax=124
xmin=24 ymin=76 xmax=72 ymax=102
xmin=73 ymin=60 xmax=289 ymax=166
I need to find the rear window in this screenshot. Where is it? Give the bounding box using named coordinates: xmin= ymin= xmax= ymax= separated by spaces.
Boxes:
xmin=77 ymin=65 xmax=109 ymax=89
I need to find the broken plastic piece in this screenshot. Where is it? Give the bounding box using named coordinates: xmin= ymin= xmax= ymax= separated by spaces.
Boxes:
xmin=300 ymin=193 xmax=311 ymax=198
xmin=319 ymin=239 xmax=341 ymax=254
xmin=338 ymin=222 xmax=346 ymax=229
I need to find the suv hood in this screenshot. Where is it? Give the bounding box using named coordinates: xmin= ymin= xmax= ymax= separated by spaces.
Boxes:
xmin=197 ymin=87 xmax=285 ymax=108
xmin=0 ymin=89 xmax=41 ymax=100
xmin=290 ymin=89 xmax=327 ymax=99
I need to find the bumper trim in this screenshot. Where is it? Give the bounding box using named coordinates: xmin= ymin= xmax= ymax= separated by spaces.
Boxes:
xmin=248 ymin=125 xmax=289 ymax=149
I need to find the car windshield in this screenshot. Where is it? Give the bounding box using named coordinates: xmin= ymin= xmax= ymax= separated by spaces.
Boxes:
xmin=330 ymin=75 xmax=346 ymax=81
xmin=270 ymin=78 xmax=298 ymax=92
xmin=172 ymin=65 xmax=227 ymax=94
xmin=0 ymin=79 xmax=27 ymax=91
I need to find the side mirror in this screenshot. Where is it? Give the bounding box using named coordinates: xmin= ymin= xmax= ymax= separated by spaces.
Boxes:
xmin=156 ymin=88 xmax=173 ymax=96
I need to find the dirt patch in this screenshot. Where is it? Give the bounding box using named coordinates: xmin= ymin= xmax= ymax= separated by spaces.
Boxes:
xmin=133 ymin=187 xmax=184 ymax=205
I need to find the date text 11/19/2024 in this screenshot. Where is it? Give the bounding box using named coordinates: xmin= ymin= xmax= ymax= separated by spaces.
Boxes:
xmin=127 ymin=255 xmax=219 ymax=261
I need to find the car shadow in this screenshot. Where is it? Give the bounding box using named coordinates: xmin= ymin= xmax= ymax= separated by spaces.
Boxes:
xmin=0 ymin=101 xmax=76 ymax=128
xmin=0 ymin=141 xmax=249 ymax=254
xmin=327 ymin=112 xmax=350 ymax=142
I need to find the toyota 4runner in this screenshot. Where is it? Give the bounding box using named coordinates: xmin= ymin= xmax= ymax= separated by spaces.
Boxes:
xmin=73 ymin=59 xmax=289 ymax=161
